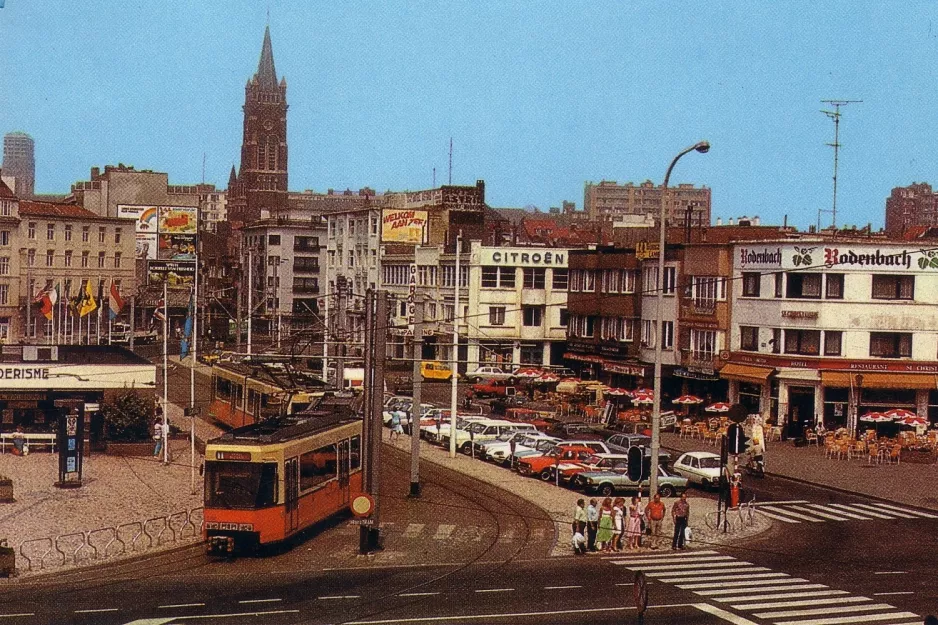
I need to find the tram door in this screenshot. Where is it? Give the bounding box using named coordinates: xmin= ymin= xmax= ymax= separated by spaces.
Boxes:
xmin=284 ymin=457 xmax=300 ymax=533
xmin=337 ymin=439 xmax=351 ymax=505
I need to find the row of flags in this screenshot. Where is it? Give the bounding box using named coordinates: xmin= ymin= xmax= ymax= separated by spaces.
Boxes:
xmin=32 ymin=280 xmax=125 ymax=321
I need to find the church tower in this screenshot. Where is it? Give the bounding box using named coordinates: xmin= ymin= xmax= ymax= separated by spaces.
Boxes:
xmin=229 ymin=25 xmax=288 ymax=223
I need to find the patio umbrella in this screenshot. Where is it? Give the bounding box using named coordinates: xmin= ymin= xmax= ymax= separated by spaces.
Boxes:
xmin=673 ymin=395 xmax=704 ymax=405
xmin=537 ymin=372 xmax=560 ymax=383
xmin=631 ymin=392 xmax=655 ymax=405
xmin=514 ymin=368 xmax=543 ymax=380
xmin=860 ymin=411 xmax=894 ymax=435
xmin=605 ymin=387 xmax=631 ymax=397
xmin=884 ymin=408 xmax=917 ymax=420
xmin=894 ymin=415 xmax=928 ymax=427
xmin=705 ymin=402 xmax=731 ymax=413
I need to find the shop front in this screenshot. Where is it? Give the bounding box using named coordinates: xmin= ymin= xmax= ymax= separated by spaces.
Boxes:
xmin=721 ymin=362 xmax=774 ymax=417
xmin=820 ymin=370 xmax=938 ymax=437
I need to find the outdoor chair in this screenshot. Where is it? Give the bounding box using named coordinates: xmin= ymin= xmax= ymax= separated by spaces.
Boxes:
xmin=866 ymin=443 xmax=880 ymax=464
xmin=804 ymin=428 xmax=820 ymax=447
xmin=887 ymin=444 xmax=901 ymax=464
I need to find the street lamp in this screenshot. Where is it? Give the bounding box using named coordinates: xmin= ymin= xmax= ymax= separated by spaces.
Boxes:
xmin=650 ymin=141 xmax=710 ymax=498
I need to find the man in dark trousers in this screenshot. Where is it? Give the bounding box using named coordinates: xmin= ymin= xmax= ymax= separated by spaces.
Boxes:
xmin=671 ymin=492 xmax=690 ymax=550
xmin=586 ymin=499 xmax=599 ymax=552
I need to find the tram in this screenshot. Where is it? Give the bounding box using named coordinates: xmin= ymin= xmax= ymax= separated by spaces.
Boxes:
xmin=208 ymin=360 xmax=328 ymax=429
xmin=203 ymin=402 xmax=363 ymax=554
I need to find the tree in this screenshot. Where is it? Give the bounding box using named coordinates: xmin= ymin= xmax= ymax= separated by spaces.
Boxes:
xmin=101 ymin=391 xmax=153 ymax=442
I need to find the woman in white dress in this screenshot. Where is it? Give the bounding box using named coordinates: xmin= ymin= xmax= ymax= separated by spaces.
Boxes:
xmin=612 ymin=497 xmax=625 ymax=552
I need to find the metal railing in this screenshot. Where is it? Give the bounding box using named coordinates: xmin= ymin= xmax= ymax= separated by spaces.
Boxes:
xmin=17 ymin=507 xmax=203 ymax=572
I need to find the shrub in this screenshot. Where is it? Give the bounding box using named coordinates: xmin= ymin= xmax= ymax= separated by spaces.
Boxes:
xmin=101 ymin=391 xmax=153 ymax=442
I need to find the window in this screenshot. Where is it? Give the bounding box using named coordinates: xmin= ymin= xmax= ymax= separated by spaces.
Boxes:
xmin=98 ymin=252 xmax=106 ymax=268
xmin=522 ymin=306 xmax=543 ymax=327
xmin=662 ymin=320 xmax=674 ymax=349
xmin=690 ymin=329 xmax=717 ymax=359
xmin=559 ymin=308 xmax=569 ymax=328
xmin=114 ymin=228 xmax=122 ymax=244
xmin=268 ymin=234 xmax=281 ymax=246
xmin=641 ymin=319 xmax=656 ymax=347
xmin=0 ymin=202 xmax=9 ymax=217
xmin=0 ymin=285 xmax=7 ymax=306
xmin=552 ymin=268 xmax=568 ymax=290
xmin=371 ymin=216 xmax=378 ymax=235
xmin=772 ymin=327 xmax=781 ymax=353
xmin=0 ymin=258 xmax=8 ymax=275
xmin=299 ymin=443 xmax=338 ymax=491
xmin=489 ymin=306 xmax=506 ymax=325
xmin=825 ymin=274 xmax=844 ymax=299
xmin=663 ymin=266 xmax=676 ymax=295
xmin=621 ymin=269 xmax=636 ymax=294
xmin=27 ymin=222 xmax=35 ymax=239
xmin=98 ymin=227 xmax=106 ymax=243
xmin=600 ymin=317 xmax=619 ymax=340
xmin=114 ymin=252 xmax=122 ymax=268
xmin=824 ymin=330 xmax=842 ymax=356
xmin=742 ymin=272 xmax=761 ymax=297
xmin=618 ymin=317 xmax=634 ymax=342
xmin=602 ymin=270 xmax=620 ymax=293
xmin=47 ymin=223 xmax=55 ymax=240
xmin=481 ymin=266 xmax=514 ymax=288
xmin=81 ymin=251 xmax=89 ymax=268
xmin=784 ymin=329 xmax=821 ymax=355
xmin=774 ymin=273 xmax=783 ymax=298
xmin=692 ymin=276 xmax=725 ymax=307
xmin=741 ymin=326 xmax=759 ymax=351
xmin=786 ymin=273 xmax=822 ymax=298
xmin=26 ymin=249 xmax=35 ymax=267
xmin=46 ymin=250 xmax=54 ymax=267
xmin=523 ymin=268 xmax=546 ymax=289
xmin=870 ymin=332 xmax=912 ymax=358
xmin=871 ymin=275 xmax=914 ymax=300
xmin=64 ymin=225 xmax=72 ymax=242
xmin=82 ymin=226 xmax=90 ymax=242
xmin=348 ymin=220 xmax=355 ymax=236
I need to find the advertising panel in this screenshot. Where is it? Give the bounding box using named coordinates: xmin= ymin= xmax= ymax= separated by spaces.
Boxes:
xmin=735 ymin=243 xmax=938 ymax=273
xmin=479 ymin=247 xmax=568 ymax=268
xmin=158 ymin=206 xmax=198 ymax=234
xmin=158 ymin=234 xmax=196 ymax=260
xmin=381 ymin=209 xmax=427 ymax=244
xmin=117 ymin=205 xmax=159 ymax=234
xmin=136 ymin=233 xmax=158 ymax=260
xmin=148 ymin=260 xmax=195 ymax=288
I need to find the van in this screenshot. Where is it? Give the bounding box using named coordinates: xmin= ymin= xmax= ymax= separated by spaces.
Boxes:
xmin=420 ymin=361 xmax=456 ymax=381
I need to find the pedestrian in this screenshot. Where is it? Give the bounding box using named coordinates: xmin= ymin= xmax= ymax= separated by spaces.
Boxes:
xmin=671 ymin=492 xmax=690 ymax=550
xmin=627 ymin=496 xmax=643 ymax=549
xmin=645 ymin=492 xmax=666 ymax=550
xmin=464 ymin=389 xmax=473 ymax=410
xmin=635 ymin=494 xmax=646 ymax=547
xmin=612 ymin=497 xmax=625 ymax=552
xmin=390 ymin=410 xmax=403 ymax=441
xmin=597 ymin=497 xmax=615 ymax=552
xmin=11 ymin=426 xmax=26 ymax=456
xmin=572 ymin=529 xmax=587 ymax=555
xmin=153 ymin=419 xmax=163 ymax=457
xmin=573 ymin=498 xmax=587 ymax=536
xmin=586 ymin=498 xmax=599 ymax=552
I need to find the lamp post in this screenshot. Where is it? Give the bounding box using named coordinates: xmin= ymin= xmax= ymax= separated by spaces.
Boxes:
xmin=650 ymin=141 xmax=710 ymax=498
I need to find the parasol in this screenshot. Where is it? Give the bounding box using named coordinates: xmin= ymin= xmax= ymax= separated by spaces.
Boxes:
xmin=705 ymin=402 xmax=731 ymax=413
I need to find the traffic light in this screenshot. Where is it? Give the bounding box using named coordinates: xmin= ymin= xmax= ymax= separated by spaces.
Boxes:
xmin=727 ymin=423 xmax=750 ymax=455
xmin=627 ymin=445 xmax=644 ymax=482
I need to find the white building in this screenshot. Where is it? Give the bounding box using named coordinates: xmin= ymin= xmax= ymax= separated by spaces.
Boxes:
xmin=729 ymin=241 xmax=938 ymax=436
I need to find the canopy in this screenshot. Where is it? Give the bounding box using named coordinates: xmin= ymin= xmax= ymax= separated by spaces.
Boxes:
xmin=605 ymin=388 xmax=631 ymax=397
xmin=859 ymin=412 xmax=893 ymax=423
xmin=705 ymin=402 xmax=731 ymax=413
xmin=884 ymin=409 xmax=917 ymax=420
xmin=514 ymin=368 xmax=543 ymax=379
xmin=673 ymin=394 xmax=704 ymax=405
xmin=895 ymin=415 xmax=928 ymax=427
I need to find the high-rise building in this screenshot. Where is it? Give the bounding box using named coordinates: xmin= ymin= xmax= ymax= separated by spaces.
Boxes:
xmin=884 ymin=183 xmax=938 ymax=236
xmin=228 ymin=26 xmax=289 ymax=224
xmin=584 ymin=179 xmax=711 ymax=227
xmin=2 ymin=131 xmax=35 ymax=198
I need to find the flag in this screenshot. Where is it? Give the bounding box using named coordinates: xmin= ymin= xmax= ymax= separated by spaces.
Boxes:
xmin=152 ymin=298 xmax=166 ymax=324
xmin=180 ymin=288 xmax=195 ymax=359
xmin=79 ymin=279 xmax=97 ymax=317
xmin=34 ymin=287 xmax=53 ymax=321
xmin=108 ymin=281 xmax=124 ymax=320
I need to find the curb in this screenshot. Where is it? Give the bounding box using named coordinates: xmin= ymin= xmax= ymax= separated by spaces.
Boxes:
xmin=762 ymin=470 xmax=938 ymax=515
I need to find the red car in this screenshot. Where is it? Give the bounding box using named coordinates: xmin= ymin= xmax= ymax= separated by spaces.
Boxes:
xmin=517 ymin=445 xmax=595 ymax=480
xmin=555 ymin=453 xmax=630 ymax=485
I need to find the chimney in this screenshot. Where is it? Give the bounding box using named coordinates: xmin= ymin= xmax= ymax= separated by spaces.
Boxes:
xmin=753 ymin=215 xmax=760 ymax=226
xmin=716 ymin=217 xmax=723 ymax=226
xmin=729 ymin=217 xmax=736 ymax=226
xmin=91 ymin=167 xmax=100 ymax=178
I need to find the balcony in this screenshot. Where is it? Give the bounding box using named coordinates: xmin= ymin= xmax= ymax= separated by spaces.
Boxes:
xmin=293 ymin=259 xmax=320 ymax=273
xmin=681 ymin=350 xmax=720 ymax=374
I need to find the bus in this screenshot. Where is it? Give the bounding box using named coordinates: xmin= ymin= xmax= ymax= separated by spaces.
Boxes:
xmin=203 ymin=402 xmax=363 ymax=554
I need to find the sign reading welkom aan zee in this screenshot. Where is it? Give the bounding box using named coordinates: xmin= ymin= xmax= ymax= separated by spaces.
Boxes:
xmin=735 ymin=243 xmax=938 ymax=273
xmin=381 ymin=209 xmax=428 ymax=244
xmin=479 ymin=247 xmax=569 ymax=268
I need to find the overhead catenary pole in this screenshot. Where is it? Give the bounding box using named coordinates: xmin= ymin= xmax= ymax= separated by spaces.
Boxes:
xmin=368 ymin=291 xmax=387 ymax=550
xmin=247 ymin=248 xmax=253 ymax=356
xmin=322 ymin=294 xmax=329 ymax=380
xmin=410 ymin=297 xmax=423 ymax=496
xmin=449 ymin=231 xmax=461 ymax=458
xmin=190 ymin=248 xmax=199 ymax=493
xmin=162 ymin=280 xmax=169 ymax=466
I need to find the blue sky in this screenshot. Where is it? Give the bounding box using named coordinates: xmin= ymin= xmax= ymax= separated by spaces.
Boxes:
xmin=2 ymin=2 xmax=937 ymax=230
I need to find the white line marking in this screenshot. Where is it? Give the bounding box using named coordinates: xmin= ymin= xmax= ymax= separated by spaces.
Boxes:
xmin=543 ymin=585 xmax=582 ymax=590
xmin=238 ymin=598 xmax=282 ymax=604
xmin=475 ymin=588 xmax=514 ymax=593
xmin=796 ymin=505 xmax=853 ymax=521
xmin=433 ymin=524 xmax=456 ymax=539
xmin=159 ymin=603 xmax=207 ymax=608
xmin=157 ymin=610 xmax=301 ymax=620
xmin=398 ymin=592 xmax=441 ymax=597
xmin=634 ymin=561 xmax=756 ymax=571
xmin=345 ymin=605 xmax=637 ymax=623
xmin=402 ymin=523 xmax=426 ymax=538
xmin=752 ymin=499 xmax=810 ymax=506
xmin=74 ymin=608 xmax=119 ymax=613
xmin=874 ymin=571 xmax=908 ymax=575
xmin=759 ymin=505 xmax=825 ymax=522
xmin=612 ymin=555 xmax=735 ymax=565
xmin=605 ymin=549 xmax=719 ymax=560
xmin=732 ymin=596 xmax=871 ymax=610
xmin=693 ymin=583 xmax=827 ymax=595
xmin=766 ymin=613 xmax=920 ymax=625
xmin=692 ymin=602 xmax=761 ymax=625
xmin=805 ymin=504 xmax=871 ymax=520
xmin=318 ymin=595 xmax=361 ymax=600
xmin=754 ymin=603 xmax=896 ymax=619
xmin=648 ymin=567 xmax=771 ymax=578
xmin=852 ymin=503 xmax=919 ymax=518
xmin=754 ymin=508 xmax=802 ymax=523
xmin=679 ymin=578 xmax=811 ymax=590
xmin=873 ymin=591 xmax=915 ymax=596
xmin=614 ymin=583 xmax=634 ymax=586
xmin=828 ymin=503 xmax=895 ymax=519
xmin=713 ymin=590 xmax=848 ymax=603
xmin=658 ymin=572 xmax=787 ymax=583
xmin=0 ymin=615 xmax=36 ymax=619
xmin=323 ymin=561 xmax=464 ymax=571
xmin=870 ymin=502 xmax=938 ymax=518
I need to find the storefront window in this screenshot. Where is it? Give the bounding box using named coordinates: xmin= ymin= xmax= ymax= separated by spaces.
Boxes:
xmin=823 ymin=387 xmax=849 ymax=428
xmin=738 ymin=382 xmax=761 ymax=415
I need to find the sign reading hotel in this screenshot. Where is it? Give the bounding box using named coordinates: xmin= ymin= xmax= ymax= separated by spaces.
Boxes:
xmin=381 ymin=209 xmax=428 ymax=244
xmin=480 ymin=247 xmax=568 ymax=268
xmin=736 ymin=243 xmax=938 ymax=273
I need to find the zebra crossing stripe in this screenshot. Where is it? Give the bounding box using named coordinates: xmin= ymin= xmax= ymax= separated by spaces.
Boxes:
xmin=633 ymin=561 xmax=755 ymax=572
xmin=731 ymin=595 xmax=871 ymax=610
xmin=646 ymin=567 xmax=771 ymax=578
xmin=711 ymin=589 xmax=849 ymax=603
xmin=433 ymin=524 xmax=456 ymax=540
xmin=678 ymin=578 xmax=814 ymax=591
xmin=758 ymin=505 xmax=825 ymax=522
xmin=804 ymin=504 xmax=872 ymax=520
xmin=752 ymin=499 xmax=810 ymax=506
xmin=753 ymin=603 xmax=897 ymax=619
xmin=690 ymin=583 xmax=825 ymax=595
xmin=869 ymin=502 xmax=938 ymax=518
xmin=754 ymin=508 xmax=802 ymax=523
xmin=612 ymin=555 xmax=734 ymax=565
xmin=796 ymin=505 xmax=854 ymax=521
xmin=605 ymin=549 xmax=719 ymax=560
xmin=770 ymin=612 xmax=920 ymax=625
xmin=658 ymin=567 xmax=789 ymax=584
xmin=402 ymin=523 xmax=425 ymax=538
xmin=850 ymin=503 xmax=919 ymax=519
xmin=828 ymin=503 xmax=896 ymax=519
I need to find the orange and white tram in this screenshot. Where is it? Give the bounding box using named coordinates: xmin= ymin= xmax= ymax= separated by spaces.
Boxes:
xmin=203 ymin=408 xmax=363 ymax=554
xmin=208 ymin=361 xmax=326 ymax=429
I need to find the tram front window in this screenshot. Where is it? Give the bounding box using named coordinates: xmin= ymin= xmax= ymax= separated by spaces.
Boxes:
xmin=205 ymin=461 xmax=278 ymax=509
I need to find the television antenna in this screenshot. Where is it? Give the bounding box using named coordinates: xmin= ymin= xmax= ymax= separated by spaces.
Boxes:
xmin=818 ymin=99 xmax=862 ymax=230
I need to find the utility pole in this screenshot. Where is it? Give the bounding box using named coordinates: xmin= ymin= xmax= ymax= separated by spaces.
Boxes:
xmin=336 ymin=276 xmax=348 ymax=390
xmin=819 ymin=99 xmax=862 ymax=230
xmin=247 ymin=248 xmax=253 ymax=356
xmin=449 ymin=231 xmax=461 ymax=458
xmin=322 ymin=293 xmax=329 ymax=380
xmin=448 ymin=137 xmax=453 ymax=185
xmin=410 ymin=297 xmax=423 ymax=496
xmin=360 ymin=289 xmax=387 ymax=553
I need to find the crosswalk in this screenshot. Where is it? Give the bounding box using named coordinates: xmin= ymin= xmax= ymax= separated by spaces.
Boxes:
xmin=611 ymin=549 xmax=922 ymax=625
xmin=337 ymin=522 xmax=552 ymax=543
xmin=752 ymin=500 xmax=938 ymax=525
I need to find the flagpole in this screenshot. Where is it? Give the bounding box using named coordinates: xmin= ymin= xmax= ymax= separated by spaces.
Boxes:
xmin=162 ymin=280 xmax=169 ymax=466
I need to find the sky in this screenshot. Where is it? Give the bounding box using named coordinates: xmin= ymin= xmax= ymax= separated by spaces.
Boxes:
xmin=2 ymin=2 xmax=938 ymax=231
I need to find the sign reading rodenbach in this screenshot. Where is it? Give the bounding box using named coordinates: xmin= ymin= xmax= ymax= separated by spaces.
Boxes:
xmin=480 ymin=248 xmax=568 ymax=268
xmin=381 ymin=209 xmax=428 ymax=244
xmin=736 ymin=243 xmax=938 ymax=273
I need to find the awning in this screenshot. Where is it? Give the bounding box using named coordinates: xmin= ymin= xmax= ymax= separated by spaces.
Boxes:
xmin=720 ymin=363 xmax=774 ymax=385
xmin=822 ymin=371 xmax=938 ymax=390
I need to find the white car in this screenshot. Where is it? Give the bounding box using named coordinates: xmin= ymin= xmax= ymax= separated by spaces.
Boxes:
xmin=672 ymin=451 xmax=723 ymax=489
xmin=464 ymin=366 xmax=514 ymax=382
xmin=423 ymin=416 xmax=488 ymax=444
xmin=485 ymin=433 xmax=558 ymax=464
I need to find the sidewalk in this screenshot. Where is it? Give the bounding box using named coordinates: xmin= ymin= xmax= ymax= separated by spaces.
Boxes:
xmin=661 ymin=431 xmax=938 ymax=511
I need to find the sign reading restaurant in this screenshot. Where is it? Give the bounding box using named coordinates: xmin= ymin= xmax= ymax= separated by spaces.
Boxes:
xmin=479 ymin=247 xmax=568 ymax=268
xmin=736 ymin=243 xmax=938 ymax=273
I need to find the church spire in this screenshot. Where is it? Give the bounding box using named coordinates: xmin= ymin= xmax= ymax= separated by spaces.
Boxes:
xmin=255 ymin=25 xmax=278 ymax=90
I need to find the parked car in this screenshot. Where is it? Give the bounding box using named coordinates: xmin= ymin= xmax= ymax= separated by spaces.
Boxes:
xmin=545 ymin=421 xmax=599 ymax=440
xmin=575 ymin=465 xmax=689 ymax=498
xmin=671 ymin=451 xmax=723 ymax=490
xmin=517 ymin=445 xmax=595 ymax=480
xmin=420 ymin=361 xmax=457 ymax=381
xmin=471 ymin=379 xmax=517 ymax=399
xmin=605 ymin=433 xmax=652 ymax=449
xmin=443 ymin=420 xmax=537 ymax=454
xmin=475 ymin=430 xmax=538 ymax=461
xmin=422 ymin=416 xmax=488 ymax=444
xmin=551 ymin=452 xmax=630 ymax=484
xmin=464 ymin=366 xmax=515 ymax=382
xmin=510 ymin=437 xmax=618 ymax=467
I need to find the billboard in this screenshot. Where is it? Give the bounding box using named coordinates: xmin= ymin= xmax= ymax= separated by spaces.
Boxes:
xmin=158 ymin=206 xmax=197 ymax=234
xmin=158 ymin=234 xmax=196 ymax=260
xmin=381 ymin=209 xmax=427 ymax=244
xmin=147 ymin=261 xmax=195 ymax=288
xmin=117 ymin=205 xmax=159 ymax=234
xmin=136 ymin=233 xmax=158 ymax=260
xmin=118 ymin=205 xmax=199 ymax=287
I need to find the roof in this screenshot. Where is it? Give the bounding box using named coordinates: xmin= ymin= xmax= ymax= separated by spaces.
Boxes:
xmin=0 ymin=177 xmax=15 ymax=199
xmin=679 ymin=450 xmax=721 ymax=458
xmin=18 ymin=199 xmax=98 ymax=219
xmin=255 ymin=25 xmax=278 ymax=89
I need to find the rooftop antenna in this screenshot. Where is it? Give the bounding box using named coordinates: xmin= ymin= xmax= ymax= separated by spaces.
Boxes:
xmin=448 ymin=137 xmax=452 ymax=185
xmin=818 ymin=99 xmax=862 ymax=230
xmin=201 ymin=152 xmax=206 ymax=184
xmin=432 ymin=167 xmax=436 ymax=188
